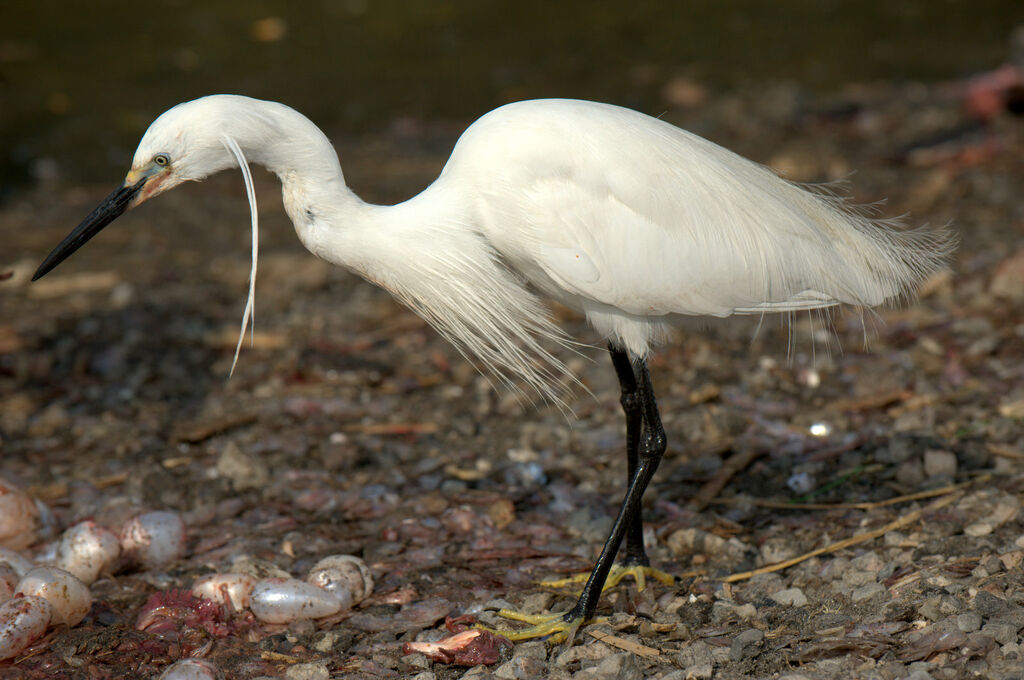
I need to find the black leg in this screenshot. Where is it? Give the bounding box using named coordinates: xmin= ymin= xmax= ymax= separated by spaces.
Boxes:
xmin=608 ymin=345 xmax=650 ymax=567
xmin=564 ymin=352 xmax=667 ymax=622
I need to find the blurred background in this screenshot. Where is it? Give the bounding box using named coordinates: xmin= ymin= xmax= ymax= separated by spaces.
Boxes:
xmin=1 ymin=0 xmax=1021 ymax=199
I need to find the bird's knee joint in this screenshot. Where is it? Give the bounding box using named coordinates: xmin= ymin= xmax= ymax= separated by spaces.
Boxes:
xmin=642 ymin=431 xmax=667 ymax=457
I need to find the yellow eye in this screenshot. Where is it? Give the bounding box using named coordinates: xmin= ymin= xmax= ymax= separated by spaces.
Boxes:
xmin=153 ymin=153 xmax=171 ymax=167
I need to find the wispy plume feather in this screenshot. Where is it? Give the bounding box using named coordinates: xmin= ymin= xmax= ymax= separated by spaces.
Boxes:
xmin=220 ymin=134 xmax=259 ymax=377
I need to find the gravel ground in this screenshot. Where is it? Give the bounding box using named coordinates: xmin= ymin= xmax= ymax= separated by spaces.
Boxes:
xmin=2 ymin=77 xmax=1024 ymax=680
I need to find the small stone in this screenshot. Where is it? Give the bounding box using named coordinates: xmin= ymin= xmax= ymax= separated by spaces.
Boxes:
xmin=772 ymin=587 xmax=808 ymax=607
xmin=957 ymin=611 xmax=983 ymax=633
xmin=851 ymin=583 xmax=887 ymax=603
xmin=729 ymin=628 xmax=765 ymax=662
xmin=216 ymin=442 xmax=270 ymax=492
xmin=554 ymin=641 xmax=613 ymax=667
xmin=851 ymin=551 xmax=883 ymax=573
xmin=459 ymin=666 xmax=492 ymax=680
xmin=843 ymin=569 xmax=877 ymax=587
xmin=682 ymin=663 xmax=712 ymax=680
xmin=284 ymin=662 xmax=330 ymax=680
xmin=999 ymin=551 xmax=1024 ymax=571
xmin=520 ymin=592 xmax=552 ymax=615
xmin=734 ymin=603 xmax=757 ymax=620
xmin=982 ymin=621 xmax=1018 ymax=645
xmin=666 ymin=528 xmax=727 ymax=556
xmin=919 ymin=595 xmax=961 ymax=621
xmin=676 ymin=641 xmax=713 ymax=669
xmin=896 ymin=460 xmax=925 ymax=487
xmin=575 ymin=652 xmax=641 ymax=680
xmin=974 ymin=591 xmax=1009 ymax=618
xmin=923 ymin=449 xmax=957 ymax=478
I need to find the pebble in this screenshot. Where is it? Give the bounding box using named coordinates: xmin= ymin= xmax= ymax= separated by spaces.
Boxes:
xmin=459 ymin=666 xmax=491 ymax=680
xmin=923 ymin=449 xmax=958 ymax=478
xmin=982 ymin=621 xmax=1019 ymax=645
xmin=974 ymin=591 xmax=1008 ymax=618
xmin=851 ymin=583 xmax=887 ymax=603
xmin=574 ymin=652 xmax=641 ymax=680
xmin=283 ymin=662 xmax=330 ymax=680
xmin=729 ymin=628 xmax=765 ymax=662
xmin=158 ymin=659 xmax=220 ymax=679
xmin=957 ymin=611 xmax=983 ymax=633
xmin=216 ymin=442 xmax=270 ymax=492
xmin=772 ymin=587 xmax=809 ymax=607
xmin=919 ymin=595 xmax=961 ymax=621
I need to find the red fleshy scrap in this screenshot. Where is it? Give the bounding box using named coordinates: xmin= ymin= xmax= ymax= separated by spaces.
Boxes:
xmin=403 ymin=616 xmax=512 ymax=666
xmin=135 ymin=589 xmax=230 ymax=637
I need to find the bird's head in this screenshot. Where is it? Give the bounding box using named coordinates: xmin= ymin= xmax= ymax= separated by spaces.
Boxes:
xmin=32 ymin=95 xmax=261 ymax=281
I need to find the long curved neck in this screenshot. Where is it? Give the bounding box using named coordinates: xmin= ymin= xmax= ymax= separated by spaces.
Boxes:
xmin=236 ymin=100 xmax=466 ymax=288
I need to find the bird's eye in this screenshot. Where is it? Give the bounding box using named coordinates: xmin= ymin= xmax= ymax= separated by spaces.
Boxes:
xmin=153 ymin=153 xmax=171 ymax=167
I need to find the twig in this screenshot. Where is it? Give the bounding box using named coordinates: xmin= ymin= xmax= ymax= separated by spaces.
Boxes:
xmin=988 ymin=444 xmax=1024 ymax=460
xmin=689 ymin=442 xmax=756 ymax=512
xmin=588 ymin=630 xmax=661 ymax=658
xmin=721 ymin=491 xmax=962 ymax=583
xmin=711 ymin=475 xmax=987 ymax=511
xmin=29 ymin=471 xmax=130 ymax=501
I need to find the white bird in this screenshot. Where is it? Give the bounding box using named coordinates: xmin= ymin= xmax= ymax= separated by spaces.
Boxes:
xmin=33 ymin=95 xmax=954 ymax=642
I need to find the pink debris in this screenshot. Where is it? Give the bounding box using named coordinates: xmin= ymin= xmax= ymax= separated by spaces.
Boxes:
xmin=403 ymin=619 xmax=511 ymax=666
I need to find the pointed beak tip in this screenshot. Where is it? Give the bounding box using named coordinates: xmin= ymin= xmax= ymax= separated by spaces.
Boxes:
xmin=33 ymin=177 xmax=148 ymax=280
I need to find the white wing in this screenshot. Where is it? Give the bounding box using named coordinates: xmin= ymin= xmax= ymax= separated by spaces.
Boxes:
xmin=451 ymin=99 xmax=952 ymax=319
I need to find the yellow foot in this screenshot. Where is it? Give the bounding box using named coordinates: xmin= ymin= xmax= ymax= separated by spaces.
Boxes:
xmin=542 ymin=564 xmax=676 ymax=593
xmin=476 ymin=609 xmax=606 ymax=644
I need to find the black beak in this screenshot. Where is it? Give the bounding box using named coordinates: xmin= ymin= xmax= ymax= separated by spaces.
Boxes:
xmin=32 ymin=177 xmax=148 ymax=281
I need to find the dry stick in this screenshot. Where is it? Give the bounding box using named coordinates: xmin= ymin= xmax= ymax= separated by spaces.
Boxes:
xmin=721 ymin=491 xmax=962 ymax=583
xmin=988 ymin=444 xmax=1024 ymax=460
xmin=689 ymin=443 xmax=759 ymax=512
xmin=588 ymin=629 xmax=662 ymax=659
xmin=710 ymin=474 xmax=988 ymax=511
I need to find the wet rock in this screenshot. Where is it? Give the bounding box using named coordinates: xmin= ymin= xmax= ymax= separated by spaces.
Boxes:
xmin=773 ymin=587 xmax=808 ymax=607
xmin=729 ymin=628 xmax=765 ymax=662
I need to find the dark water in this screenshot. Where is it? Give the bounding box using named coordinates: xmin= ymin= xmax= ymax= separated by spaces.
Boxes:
xmin=0 ymin=0 xmax=1020 ymax=193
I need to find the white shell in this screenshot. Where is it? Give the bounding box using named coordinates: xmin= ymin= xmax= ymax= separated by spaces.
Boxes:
xmin=0 ymin=478 xmax=39 ymax=552
xmin=191 ymin=573 xmax=256 ymax=611
xmin=0 ymin=562 xmax=18 ymax=601
xmin=158 ymin=658 xmax=222 ymax=680
xmin=249 ymin=577 xmax=345 ymax=624
xmin=16 ymin=566 xmax=92 ymax=627
xmin=306 ymin=554 xmax=373 ymax=605
xmin=56 ymin=521 xmax=121 ymax=585
xmin=0 ymin=595 xmax=53 ymax=661
xmin=120 ymin=511 xmax=187 ymax=569
xmin=0 ymin=548 xmax=33 ymax=577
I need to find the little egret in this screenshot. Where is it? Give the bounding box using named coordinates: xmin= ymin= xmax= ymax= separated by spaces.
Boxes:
xmin=33 ymin=95 xmax=954 ymax=642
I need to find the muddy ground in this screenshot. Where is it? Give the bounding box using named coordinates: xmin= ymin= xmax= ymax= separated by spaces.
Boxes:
xmin=2 ymin=77 xmax=1024 ymax=680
